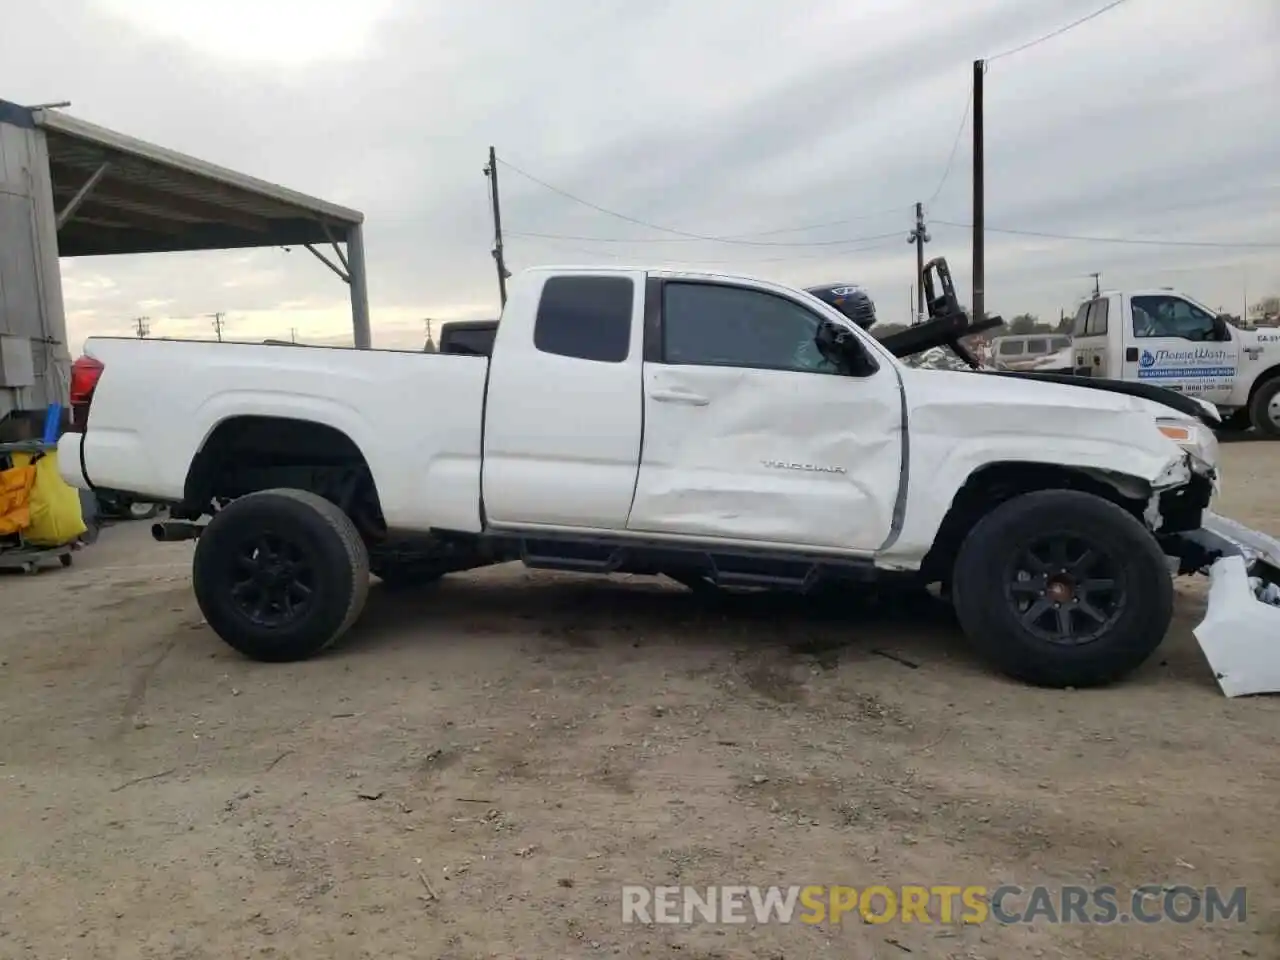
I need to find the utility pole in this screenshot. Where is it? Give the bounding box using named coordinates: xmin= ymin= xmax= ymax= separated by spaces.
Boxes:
xmin=484 ymin=146 xmax=510 ymax=308
xmin=290 ymin=327 xmax=298 ymax=343
xmin=133 ymin=316 xmax=150 ymax=338
xmin=211 ymin=312 xmax=226 ymax=342
xmin=971 ymin=59 xmax=985 ymax=323
xmin=1089 ymin=272 xmax=1102 ymax=298
xmin=908 ymin=202 xmax=930 ymax=323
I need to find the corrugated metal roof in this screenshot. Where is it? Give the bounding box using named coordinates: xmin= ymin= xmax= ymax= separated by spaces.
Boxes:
xmin=5 ymin=101 xmax=363 ymax=257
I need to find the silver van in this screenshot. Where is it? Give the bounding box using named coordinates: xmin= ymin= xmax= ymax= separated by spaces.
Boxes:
xmin=990 ymin=333 xmax=1072 ymax=371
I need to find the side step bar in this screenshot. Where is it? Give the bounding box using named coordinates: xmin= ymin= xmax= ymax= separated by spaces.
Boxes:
xmin=517 ymin=535 xmax=874 ymax=592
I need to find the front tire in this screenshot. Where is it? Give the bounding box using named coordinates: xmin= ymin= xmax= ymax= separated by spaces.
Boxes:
xmin=1248 ymin=376 xmax=1280 ymax=438
xmin=193 ymin=489 xmax=370 ymax=662
xmin=951 ymin=490 xmax=1172 ymax=688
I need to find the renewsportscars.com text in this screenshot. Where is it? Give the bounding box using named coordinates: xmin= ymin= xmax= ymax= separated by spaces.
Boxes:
xmin=621 ymin=884 xmax=1247 ymax=926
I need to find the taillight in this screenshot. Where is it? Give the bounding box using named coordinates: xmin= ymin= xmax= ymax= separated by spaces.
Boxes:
xmin=69 ymin=355 xmax=104 ymax=430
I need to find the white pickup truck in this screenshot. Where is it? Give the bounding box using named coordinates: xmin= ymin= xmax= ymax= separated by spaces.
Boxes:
xmin=58 ymin=261 xmax=1280 ymax=695
xmin=1031 ymin=289 xmax=1280 ymax=436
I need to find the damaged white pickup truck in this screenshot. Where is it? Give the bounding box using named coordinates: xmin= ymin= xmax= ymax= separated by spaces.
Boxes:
xmin=58 ymin=258 xmax=1280 ymax=695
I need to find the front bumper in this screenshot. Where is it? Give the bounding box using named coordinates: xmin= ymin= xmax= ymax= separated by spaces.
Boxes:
xmin=1178 ymin=512 xmax=1280 ymax=698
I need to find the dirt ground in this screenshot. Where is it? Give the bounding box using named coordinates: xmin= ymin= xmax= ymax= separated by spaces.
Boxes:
xmin=2 ymin=441 xmax=1278 ymax=960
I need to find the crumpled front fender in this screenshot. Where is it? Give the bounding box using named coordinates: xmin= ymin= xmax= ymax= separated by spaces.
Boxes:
xmin=1188 ymin=512 xmax=1280 ymax=698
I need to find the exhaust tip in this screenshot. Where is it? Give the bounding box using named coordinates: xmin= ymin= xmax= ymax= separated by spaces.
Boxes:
xmin=152 ymin=521 xmax=202 ymax=542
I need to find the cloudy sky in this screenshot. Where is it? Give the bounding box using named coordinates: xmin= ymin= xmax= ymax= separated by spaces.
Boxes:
xmin=3 ymin=0 xmax=1277 ymax=349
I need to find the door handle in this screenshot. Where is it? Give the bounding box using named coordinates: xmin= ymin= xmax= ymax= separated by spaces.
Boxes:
xmin=651 ymin=389 xmax=710 ymax=406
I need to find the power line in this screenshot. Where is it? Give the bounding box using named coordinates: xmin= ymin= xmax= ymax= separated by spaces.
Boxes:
xmin=987 ymin=0 xmax=1133 ymax=62
xmin=925 ymin=1 xmax=1132 ymax=214
xmin=718 ymin=208 xmax=912 ymax=238
xmin=498 ymin=156 xmax=910 ymax=246
xmin=515 ymin=236 xmax=902 ymax=265
xmin=498 ymin=157 xmax=722 ymax=241
xmin=922 ymin=2 xmax=1133 ymax=220
xmin=510 ymin=233 xmax=903 ymax=266
xmin=505 ymin=228 xmax=906 ymax=248
xmin=926 ymin=81 xmax=973 ymax=207
xmin=933 ymin=219 xmax=1280 ymax=249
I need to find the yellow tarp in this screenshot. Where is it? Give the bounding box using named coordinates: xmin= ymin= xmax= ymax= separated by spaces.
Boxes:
xmin=7 ymin=452 xmax=87 ymax=546
xmin=0 ymin=463 xmax=36 ymax=536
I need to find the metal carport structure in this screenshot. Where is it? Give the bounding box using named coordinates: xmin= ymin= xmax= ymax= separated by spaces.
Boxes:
xmin=33 ymin=103 xmax=371 ymax=346
xmin=1 ymin=97 xmax=370 ymax=354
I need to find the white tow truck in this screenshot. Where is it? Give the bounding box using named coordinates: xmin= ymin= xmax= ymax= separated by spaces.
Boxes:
xmin=57 ymin=259 xmax=1280 ymax=695
xmin=1031 ymin=289 xmax=1280 ymax=436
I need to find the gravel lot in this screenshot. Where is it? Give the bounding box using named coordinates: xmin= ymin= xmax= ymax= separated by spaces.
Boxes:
xmin=2 ymin=440 xmax=1278 ymax=960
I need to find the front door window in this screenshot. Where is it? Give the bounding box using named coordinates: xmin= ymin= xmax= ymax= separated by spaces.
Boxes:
xmin=1131 ymin=295 xmax=1219 ymax=342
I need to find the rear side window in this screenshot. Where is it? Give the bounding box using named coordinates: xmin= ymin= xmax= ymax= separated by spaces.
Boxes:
xmin=533 ymin=276 xmax=633 ymax=362
xmin=1025 ymin=338 xmax=1047 ymax=354
xmin=1084 ymin=299 xmax=1109 ymax=336
xmin=998 ymin=340 xmax=1025 ymax=356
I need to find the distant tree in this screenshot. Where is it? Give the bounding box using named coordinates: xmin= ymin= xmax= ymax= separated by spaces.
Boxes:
xmin=1008 ymin=313 xmax=1052 ymax=335
xmin=1250 ymin=295 xmax=1280 ymax=319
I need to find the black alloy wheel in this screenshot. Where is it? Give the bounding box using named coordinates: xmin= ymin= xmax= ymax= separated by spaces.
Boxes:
xmin=192 ymin=488 xmax=370 ymax=662
xmin=229 ymin=532 xmax=317 ymax=628
xmin=952 ymin=489 xmax=1172 ymax=688
xmin=1005 ymin=534 xmax=1126 ymax=645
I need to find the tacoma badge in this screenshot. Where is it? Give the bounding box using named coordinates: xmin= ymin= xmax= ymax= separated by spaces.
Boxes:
xmin=761 ymin=460 xmax=847 ymax=474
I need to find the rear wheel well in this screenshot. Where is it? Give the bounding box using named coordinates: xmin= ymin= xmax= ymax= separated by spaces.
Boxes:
xmin=180 ymin=416 xmax=385 ymax=537
xmin=919 ymin=462 xmax=1148 ymax=583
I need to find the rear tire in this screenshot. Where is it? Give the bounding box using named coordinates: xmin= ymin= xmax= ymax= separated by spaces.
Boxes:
xmin=1248 ymin=376 xmax=1280 ymax=438
xmin=951 ymin=490 xmax=1172 ymax=688
xmin=193 ymin=488 xmax=369 ymax=662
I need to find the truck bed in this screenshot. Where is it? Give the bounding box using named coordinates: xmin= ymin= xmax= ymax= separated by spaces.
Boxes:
xmin=69 ymin=337 xmax=490 ymax=533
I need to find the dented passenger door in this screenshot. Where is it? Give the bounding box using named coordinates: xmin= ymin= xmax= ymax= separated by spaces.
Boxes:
xmin=625 ymin=278 xmax=903 ymax=553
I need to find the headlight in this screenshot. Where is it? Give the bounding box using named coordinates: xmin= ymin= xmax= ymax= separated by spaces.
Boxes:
xmin=1157 ymin=418 xmax=1219 ymax=478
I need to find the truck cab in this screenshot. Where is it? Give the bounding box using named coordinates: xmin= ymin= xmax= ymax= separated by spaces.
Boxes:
xmin=1071 ymin=289 xmax=1280 ymax=435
